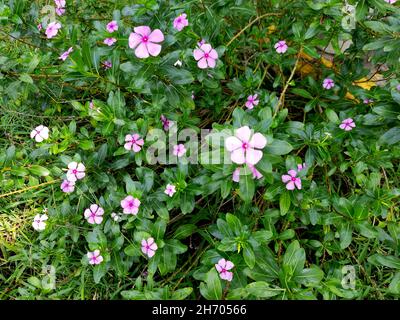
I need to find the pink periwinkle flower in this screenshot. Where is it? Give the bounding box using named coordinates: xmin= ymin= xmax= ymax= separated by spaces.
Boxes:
xmin=232 ymin=165 xmax=262 ymax=182
xmin=84 ymin=204 xmax=104 ymax=225
xmin=61 ymin=179 xmax=75 ymax=193
xmin=87 ymin=250 xmax=103 ymax=265
xmin=59 ymin=47 xmax=73 ymax=61
xmin=173 ymin=13 xmax=189 ymax=31
xmin=193 ymin=43 xmax=218 ymax=69
xmin=245 ymin=94 xmax=259 ymax=110
xmin=45 ymin=21 xmax=61 ymax=39
xmin=141 ymin=237 xmax=158 ymax=258
xmin=160 ymin=115 xmax=172 ymax=131
xmin=55 ymin=7 xmax=65 ymax=16
xmin=121 ymin=195 xmax=141 ymax=215
xmin=30 ymin=125 xmax=49 ymax=142
xmin=275 ymin=40 xmax=288 ymax=54
xmin=102 ymin=60 xmax=112 ymax=69
xmin=385 ymin=0 xmax=397 ymax=4
xmin=323 ymin=78 xmax=335 ymax=90
xmin=173 ymin=144 xmax=186 ymax=157
xmin=339 ymin=118 xmax=356 ymax=131
xmin=38 ymin=23 xmax=42 ymax=31
xmin=106 ymin=21 xmax=118 ymax=33
xmin=282 ymin=170 xmax=302 ymax=190
xmin=129 ymin=26 xmax=164 ymax=59
xmin=66 ymin=162 xmax=86 ymax=182
xmin=124 ymin=133 xmax=144 ymax=152
xmin=297 ymin=163 xmax=306 ymax=171
xmin=225 ymin=126 xmax=267 ymax=165
xmin=215 ymin=258 xmax=234 ymax=281
xmin=104 ymin=37 xmax=117 ymax=46
xmin=32 ymin=214 xmax=48 ymax=231
xmin=363 ymin=98 xmax=373 ymax=104
xmin=197 ymin=39 xmax=206 ymax=47
xmin=164 ymin=184 xmax=176 ymax=197
xmin=54 ymin=0 xmax=65 ymax=7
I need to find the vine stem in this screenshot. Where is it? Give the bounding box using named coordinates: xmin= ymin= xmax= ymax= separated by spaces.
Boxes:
xmin=225 ymin=12 xmax=281 ymax=48
xmin=0 ymin=179 xmax=60 ymax=199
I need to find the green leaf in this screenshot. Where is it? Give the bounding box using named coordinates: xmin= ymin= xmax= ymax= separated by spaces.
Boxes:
xmin=291 ymin=88 xmax=313 ymax=99
xmin=293 ymin=266 xmax=324 ymax=286
xmin=239 ymin=166 xmax=255 ymax=202
xmin=368 ymin=254 xmax=400 ymax=269
xmin=153 ymin=219 xmax=167 ymax=240
xmin=245 ymin=282 xmax=282 ymax=298
xmin=28 ymin=165 xmax=50 ymax=177
xmin=172 ymin=224 xmax=197 ymax=239
xmin=339 ymin=223 xmax=352 ymax=249
xmin=171 ymin=287 xmax=193 ymax=300
xmin=243 ymin=245 xmax=256 ymax=268
xmin=282 ymin=241 xmax=305 ymax=276
xmin=279 ymin=191 xmax=291 ymax=216
xmin=200 ymin=268 xmax=222 ymax=300
xmin=265 ymin=139 xmax=293 ymax=155
xmin=225 ymin=213 xmax=242 ymax=235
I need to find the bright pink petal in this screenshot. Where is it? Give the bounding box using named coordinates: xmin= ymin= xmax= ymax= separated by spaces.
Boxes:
xmin=134 ymin=26 xmax=151 ymax=37
xmin=129 ymin=32 xmax=141 ymax=49
xmin=193 ymin=49 xmax=203 ymax=60
xmin=148 ymin=29 xmax=164 ymax=43
xmin=288 ymin=170 xmax=297 ymax=177
xmin=294 ymin=178 xmax=302 ymax=190
xmin=209 ymin=49 xmax=218 ymax=59
xmin=200 ymin=43 xmax=212 ymax=53
xmin=281 ymin=175 xmax=291 ymax=183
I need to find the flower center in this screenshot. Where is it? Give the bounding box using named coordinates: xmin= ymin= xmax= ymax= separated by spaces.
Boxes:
xmin=72 ymin=169 xmax=77 ymax=174
xmin=142 ymin=36 xmax=148 ymax=43
xmin=291 ymin=177 xmax=297 ymax=182
xmin=242 ymin=142 xmax=248 ymax=150
xmin=204 ymin=53 xmax=209 ymax=59
xmin=221 ymin=268 xmax=226 ymax=273
xmin=129 ymin=202 xmax=134 ymax=207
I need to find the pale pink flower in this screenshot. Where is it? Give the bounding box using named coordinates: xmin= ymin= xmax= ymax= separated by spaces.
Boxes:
xmin=245 ymin=94 xmax=259 ymax=109
xmin=323 ymin=78 xmax=335 ymax=90
xmin=385 ymin=0 xmax=397 ymax=4
xmin=339 ymin=118 xmax=356 ymax=131
xmin=124 ymin=133 xmax=144 ymax=152
xmin=102 ymin=60 xmax=112 ymax=69
xmin=173 ymin=13 xmax=189 ymax=31
xmin=45 ymin=21 xmax=61 ymax=39
xmin=193 ymin=43 xmax=218 ymax=69
xmin=225 ymin=126 xmax=267 ymax=165
xmin=84 ymin=204 xmax=104 ymax=225
xmin=30 ymin=125 xmax=49 ymax=142
xmin=54 ymin=0 xmax=66 ymax=7
xmin=160 ymin=115 xmax=172 ymax=131
xmin=66 ymin=162 xmax=86 ymax=182
xmin=232 ymin=164 xmax=263 ymax=182
xmin=89 ymin=101 xmax=94 ymax=109
xmin=164 ymin=184 xmax=176 ymax=197
xmin=363 ymin=98 xmax=373 ymax=104
xmin=121 ymin=195 xmax=141 ymax=215
xmin=55 ymin=7 xmax=65 ymax=16
xmin=104 ymin=37 xmax=117 ymax=46
xmin=215 ymin=258 xmax=234 ymax=281
xmin=275 ymin=40 xmax=288 ymax=54
xmin=297 ymin=163 xmax=306 ymax=171
xmin=32 ymin=214 xmax=48 ymax=231
xmin=173 ymin=144 xmax=186 ymax=157
xmin=59 ymin=47 xmax=73 ymax=61
xmin=106 ymin=21 xmax=118 ymax=33
xmin=141 ymin=237 xmax=158 ymax=258
xmin=38 ymin=23 xmax=42 ymax=31
xmin=61 ymin=179 xmax=75 ymax=193
xmin=197 ymin=39 xmax=206 ymax=47
xmin=128 ymin=26 xmax=164 ymax=58
xmin=111 ymin=212 xmax=120 ymax=222
xmin=282 ymin=170 xmax=302 ymax=190
xmin=87 ymin=250 xmax=103 ymax=265
xmin=232 ymin=168 xmax=241 ymax=182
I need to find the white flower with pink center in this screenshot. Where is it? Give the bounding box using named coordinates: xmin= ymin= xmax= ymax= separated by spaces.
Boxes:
xmin=128 ymin=26 xmax=164 ymax=59
xmin=164 ymin=184 xmax=176 ymax=197
xmin=282 ymin=170 xmax=302 ymax=190
xmin=173 ymin=144 xmax=186 ymax=157
xmin=84 ymin=204 xmax=104 ymax=225
xmin=124 ymin=133 xmax=144 ymax=152
xmin=215 ymin=258 xmax=234 ymax=281
xmin=66 ymin=162 xmax=86 ymax=182
xmin=30 ymin=125 xmax=49 ymax=142
xmin=274 ymin=40 xmax=288 ymax=54
xmin=87 ymin=250 xmax=103 ymax=265
xmin=32 ymin=214 xmax=48 ymax=231
xmin=193 ymin=43 xmax=218 ymax=69
xmin=141 ymin=237 xmax=158 ymax=258
xmin=339 ymin=118 xmax=356 ymax=131
xmin=225 ymin=126 xmax=267 ymax=165
xmin=61 ymin=179 xmax=75 ymax=193
xmin=121 ymin=195 xmax=141 ymax=215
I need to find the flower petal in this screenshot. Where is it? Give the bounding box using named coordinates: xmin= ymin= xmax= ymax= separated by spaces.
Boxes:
xmin=235 ymin=126 xmax=251 ymax=142
xmin=225 ymin=136 xmax=242 ymax=152
xmin=249 ymin=133 xmax=267 ymax=149
xmin=231 ymin=148 xmax=246 ymax=164
xmin=245 ymin=148 xmax=263 ymax=165
xmin=193 ymin=49 xmax=203 ymax=60
xmin=197 ymin=57 xmax=208 ymax=69
xmin=148 ymin=29 xmax=164 ymax=43
xmin=135 ymin=42 xmax=149 ymax=58
xmin=147 ymin=42 xmax=162 ymax=57
xmin=133 ymin=26 xmax=151 ymax=37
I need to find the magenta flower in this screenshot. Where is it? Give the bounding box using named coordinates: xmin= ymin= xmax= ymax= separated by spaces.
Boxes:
xmin=173 ymin=13 xmax=189 ymax=31
xmin=173 ymin=144 xmax=186 ymax=157
xmin=215 ymin=258 xmax=234 ymax=281
xmin=87 ymin=250 xmax=103 ymax=265
xmin=45 ymin=21 xmax=61 ymax=39
xmin=55 ymin=7 xmax=65 ymax=16
xmin=66 ymin=162 xmax=86 ymax=182
xmin=225 ymin=126 xmax=267 ymax=165
xmin=193 ymin=43 xmax=218 ymax=69
xmin=141 ymin=237 xmax=158 ymax=258
xmin=124 ymin=133 xmax=144 ymax=152
xmin=129 ymin=26 xmax=164 ymax=59
xmin=59 ymin=47 xmax=73 ymax=61
xmin=102 ymin=60 xmax=112 ymax=69
xmin=54 ymin=0 xmax=65 ymax=7
xmin=275 ymin=40 xmax=288 ymax=54
xmin=106 ymin=21 xmax=118 ymax=33
xmin=245 ymin=94 xmax=259 ymax=110
xmin=339 ymin=118 xmax=356 ymax=131
xmin=32 ymin=214 xmax=48 ymax=231
xmin=160 ymin=115 xmax=172 ymax=131
xmin=121 ymin=195 xmax=141 ymax=215
xmin=323 ymin=78 xmax=335 ymax=90
xmin=84 ymin=204 xmax=104 ymax=225
xmin=103 ymin=37 xmax=117 ymax=46
xmin=30 ymin=125 xmax=49 ymax=142
xmin=282 ymin=170 xmax=302 ymax=190
xmin=297 ymin=163 xmax=306 ymax=171
xmin=164 ymin=184 xmax=176 ymax=197
xmin=61 ymin=179 xmax=75 ymax=193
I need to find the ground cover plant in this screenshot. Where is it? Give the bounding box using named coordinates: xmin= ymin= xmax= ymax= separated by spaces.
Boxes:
xmin=1 ymin=0 xmax=400 ymax=300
